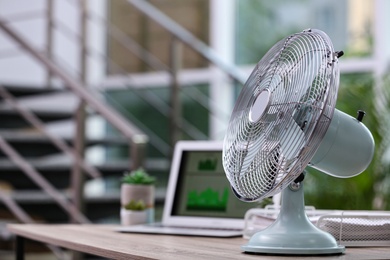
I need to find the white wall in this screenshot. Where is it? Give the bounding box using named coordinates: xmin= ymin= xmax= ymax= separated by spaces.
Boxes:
xmin=209 ymin=0 xmax=235 ymax=140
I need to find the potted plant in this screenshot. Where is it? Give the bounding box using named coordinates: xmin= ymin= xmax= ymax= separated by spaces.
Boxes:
xmin=120 ymin=168 xmax=156 ymax=225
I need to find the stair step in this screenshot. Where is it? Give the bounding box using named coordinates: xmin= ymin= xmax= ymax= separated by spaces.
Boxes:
xmin=0 ymin=85 xmax=67 ymax=99
xmin=0 ymin=157 xmax=169 ymax=171
xmin=1 ymin=188 xmax=166 ymax=222
xmin=0 ymin=108 xmax=74 ymax=128
xmin=0 ymin=158 xmax=169 ymax=190
xmin=0 ymin=130 xmax=126 ymax=145
xmin=0 ymin=130 xmax=128 ymax=157
xmin=0 ymin=87 xmax=78 ymax=129
xmin=0 ymin=107 xmax=74 ymax=116
xmin=8 ymin=187 xmax=166 ymax=204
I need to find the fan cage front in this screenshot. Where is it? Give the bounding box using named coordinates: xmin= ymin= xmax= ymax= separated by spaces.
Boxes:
xmin=223 ymin=29 xmax=340 ymax=201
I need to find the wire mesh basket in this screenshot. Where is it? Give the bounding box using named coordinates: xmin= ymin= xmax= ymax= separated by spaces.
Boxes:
xmin=316 ymin=212 xmax=390 ymax=247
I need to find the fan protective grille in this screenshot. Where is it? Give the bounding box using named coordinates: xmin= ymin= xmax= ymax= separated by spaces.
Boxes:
xmin=223 ymin=29 xmax=340 ymax=201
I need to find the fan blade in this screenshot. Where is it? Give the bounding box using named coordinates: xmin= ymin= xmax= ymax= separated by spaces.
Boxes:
xmin=279 ymin=116 xmax=305 ymax=161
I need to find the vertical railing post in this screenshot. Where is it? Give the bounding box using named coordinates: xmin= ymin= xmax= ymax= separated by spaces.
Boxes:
xmin=45 ymin=0 xmax=54 ymax=87
xmin=71 ymin=0 xmax=88 ymax=224
xmin=130 ymin=137 xmax=147 ymax=170
xmin=71 ymin=1 xmax=88 ymax=259
xmin=169 ymin=37 xmax=182 ymax=150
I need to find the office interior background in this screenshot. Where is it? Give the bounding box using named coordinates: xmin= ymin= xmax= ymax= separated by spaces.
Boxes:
xmin=0 ymin=0 xmax=389 ymax=253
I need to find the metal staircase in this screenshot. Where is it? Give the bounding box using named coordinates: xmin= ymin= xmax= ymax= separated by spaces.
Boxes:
xmin=0 ymin=0 xmax=245 ymax=229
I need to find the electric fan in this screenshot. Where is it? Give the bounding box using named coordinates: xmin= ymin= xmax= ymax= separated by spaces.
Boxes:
xmin=222 ymin=29 xmax=375 ymax=255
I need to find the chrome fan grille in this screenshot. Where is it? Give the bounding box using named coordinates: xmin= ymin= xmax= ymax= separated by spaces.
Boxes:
xmin=223 ymin=29 xmax=340 ymax=201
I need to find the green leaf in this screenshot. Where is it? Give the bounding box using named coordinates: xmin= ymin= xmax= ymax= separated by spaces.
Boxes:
xmin=121 ymin=168 xmax=156 ymax=185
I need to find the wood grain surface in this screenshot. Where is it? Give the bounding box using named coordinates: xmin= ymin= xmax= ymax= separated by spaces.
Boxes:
xmin=7 ymin=224 xmax=390 ymax=260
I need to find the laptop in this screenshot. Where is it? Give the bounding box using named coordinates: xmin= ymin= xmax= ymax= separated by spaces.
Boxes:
xmin=117 ymin=140 xmax=254 ymax=237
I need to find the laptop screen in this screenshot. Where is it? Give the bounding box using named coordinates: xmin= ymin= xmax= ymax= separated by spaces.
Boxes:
xmin=171 ymin=149 xmax=253 ymax=219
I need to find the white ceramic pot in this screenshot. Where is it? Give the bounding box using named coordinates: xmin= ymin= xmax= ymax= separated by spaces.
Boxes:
xmin=120 ymin=208 xmax=148 ymax=226
xmin=120 ymin=184 xmax=155 ymax=223
xmin=120 ymin=184 xmax=154 ymax=208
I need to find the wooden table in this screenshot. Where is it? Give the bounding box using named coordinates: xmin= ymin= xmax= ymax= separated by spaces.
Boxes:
xmin=7 ymin=224 xmax=390 ymax=260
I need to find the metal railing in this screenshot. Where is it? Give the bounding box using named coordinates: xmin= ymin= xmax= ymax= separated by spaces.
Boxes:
xmin=87 ymin=0 xmax=246 ymax=150
xmin=0 ymin=16 xmax=148 ymax=167
xmin=0 ymin=0 xmax=246 ymax=228
xmin=0 ymin=13 xmax=148 ymax=224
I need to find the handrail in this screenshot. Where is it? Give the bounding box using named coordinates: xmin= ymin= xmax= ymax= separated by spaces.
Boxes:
xmin=0 ymin=16 xmax=148 ymax=169
xmin=126 ymin=0 xmax=247 ymax=85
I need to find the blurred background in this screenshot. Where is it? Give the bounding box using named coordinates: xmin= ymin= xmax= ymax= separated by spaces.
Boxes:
xmin=0 ymin=0 xmax=389 ymax=257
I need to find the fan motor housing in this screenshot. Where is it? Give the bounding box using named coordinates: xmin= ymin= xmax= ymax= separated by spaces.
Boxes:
xmin=309 ymin=109 xmax=375 ymax=177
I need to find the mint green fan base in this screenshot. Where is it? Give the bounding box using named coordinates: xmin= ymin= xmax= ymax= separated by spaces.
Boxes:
xmin=242 ymin=182 xmax=344 ymax=255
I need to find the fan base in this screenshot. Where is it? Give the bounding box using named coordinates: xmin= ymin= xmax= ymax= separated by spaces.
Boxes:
xmin=242 ymin=239 xmax=345 ymax=255
xmin=242 ymin=245 xmax=344 ymax=255
xmin=242 ymin=224 xmax=345 ymax=255
xmin=242 ymin=182 xmax=345 ymax=255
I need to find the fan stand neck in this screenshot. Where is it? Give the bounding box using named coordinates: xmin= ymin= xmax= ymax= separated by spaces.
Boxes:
xmin=242 ymin=181 xmax=345 ymax=255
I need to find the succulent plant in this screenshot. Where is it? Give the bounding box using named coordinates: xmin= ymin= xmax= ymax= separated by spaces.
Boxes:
xmin=124 ymin=200 xmax=146 ymax=211
xmin=121 ymin=168 xmax=156 ymax=185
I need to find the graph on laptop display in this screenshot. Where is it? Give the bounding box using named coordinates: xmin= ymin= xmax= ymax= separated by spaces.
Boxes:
xmin=172 ymin=150 xmax=253 ymax=218
xmin=186 ymin=187 xmax=229 ymax=211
